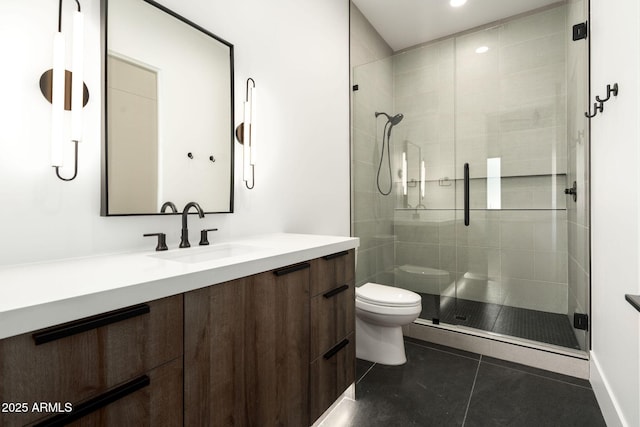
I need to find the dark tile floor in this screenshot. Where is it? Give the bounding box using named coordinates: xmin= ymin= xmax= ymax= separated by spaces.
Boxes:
xmin=320 ymin=338 xmax=605 ymax=427
xmin=418 ymin=293 xmax=581 ymax=350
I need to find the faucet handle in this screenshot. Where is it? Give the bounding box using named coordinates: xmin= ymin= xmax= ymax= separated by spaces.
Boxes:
xmin=143 ymin=233 xmax=168 ymax=251
xmin=199 ymin=228 xmax=218 ymax=246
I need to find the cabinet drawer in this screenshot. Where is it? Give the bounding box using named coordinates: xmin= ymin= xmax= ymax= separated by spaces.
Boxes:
xmin=0 ymin=295 xmax=183 ymax=427
xmin=309 ymin=332 xmax=355 ymax=423
xmin=310 ymin=250 xmax=355 ymax=296
xmin=29 ymin=357 xmax=183 ymax=427
xmin=310 ymin=283 xmax=355 ymax=360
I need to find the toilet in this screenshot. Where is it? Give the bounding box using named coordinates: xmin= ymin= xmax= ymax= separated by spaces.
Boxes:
xmin=355 ymin=283 xmax=422 ymax=365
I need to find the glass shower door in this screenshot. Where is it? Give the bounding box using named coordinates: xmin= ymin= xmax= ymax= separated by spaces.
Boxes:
xmin=390 ymin=39 xmax=457 ymax=324
xmin=350 ymin=2 xmax=590 ymax=352
xmin=449 ymin=10 xmax=583 ymax=350
xmin=351 ymin=57 xmax=397 ymax=288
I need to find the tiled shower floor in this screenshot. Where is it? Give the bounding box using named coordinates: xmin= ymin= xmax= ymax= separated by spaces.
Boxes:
xmin=417 ymin=293 xmax=581 ymax=350
xmin=319 ymin=339 xmax=605 ymax=427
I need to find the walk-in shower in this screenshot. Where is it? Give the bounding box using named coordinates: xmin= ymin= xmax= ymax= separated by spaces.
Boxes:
xmin=351 ymin=1 xmax=590 ymax=354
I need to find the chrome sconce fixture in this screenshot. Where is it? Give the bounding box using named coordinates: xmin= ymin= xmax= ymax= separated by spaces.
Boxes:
xmin=39 ymin=0 xmax=89 ymax=181
xmin=235 ymin=78 xmax=256 ymax=189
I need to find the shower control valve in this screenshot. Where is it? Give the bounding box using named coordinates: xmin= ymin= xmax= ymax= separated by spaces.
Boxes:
xmin=564 ymin=181 xmax=577 ymax=202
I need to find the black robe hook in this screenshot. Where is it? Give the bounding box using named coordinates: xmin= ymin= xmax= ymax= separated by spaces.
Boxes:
xmin=596 ymin=83 xmax=619 ymax=103
xmin=585 ymin=102 xmax=603 ymax=119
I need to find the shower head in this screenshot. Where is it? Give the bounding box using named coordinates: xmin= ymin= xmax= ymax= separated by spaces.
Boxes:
xmin=391 ymin=113 xmax=404 ymax=125
xmin=375 ymin=112 xmax=404 ymax=126
xmin=376 ymin=112 xmax=404 ymax=142
xmin=374 ymin=112 xmax=404 ymax=196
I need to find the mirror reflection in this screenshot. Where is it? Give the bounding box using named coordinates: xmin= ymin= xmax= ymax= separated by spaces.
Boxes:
xmin=102 ymin=0 xmax=234 ymax=216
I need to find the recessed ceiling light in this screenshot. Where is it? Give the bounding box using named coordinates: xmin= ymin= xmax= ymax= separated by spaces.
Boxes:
xmin=475 ymin=46 xmax=489 ymax=54
xmin=450 ymin=0 xmax=467 ymax=7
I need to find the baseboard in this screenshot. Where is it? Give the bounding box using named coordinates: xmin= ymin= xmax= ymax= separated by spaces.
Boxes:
xmin=311 ymin=384 xmax=355 ymax=427
xmin=589 ymin=352 xmax=627 ymax=427
xmin=403 ymin=321 xmax=590 ymax=379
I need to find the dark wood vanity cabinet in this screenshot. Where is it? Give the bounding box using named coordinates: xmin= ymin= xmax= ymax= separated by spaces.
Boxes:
xmin=0 ymin=295 xmax=183 ymax=427
xmin=185 ymin=251 xmax=355 ymax=427
xmin=185 ymin=264 xmax=311 ymax=427
xmin=309 ymin=250 xmax=356 ymax=422
xmin=0 ymin=250 xmax=355 ymax=427
xmin=56 ymin=359 xmax=183 ymax=427
xmin=184 ymin=277 xmax=249 ymax=426
xmin=245 ymin=264 xmax=311 ymax=426
xmin=310 ymin=250 xmax=356 ymax=359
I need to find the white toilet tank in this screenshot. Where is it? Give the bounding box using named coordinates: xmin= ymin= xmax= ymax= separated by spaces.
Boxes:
xmin=395 ymin=264 xmax=450 ymax=295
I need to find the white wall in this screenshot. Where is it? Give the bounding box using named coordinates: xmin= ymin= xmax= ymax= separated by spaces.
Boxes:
xmin=590 ymin=0 xmax=640 ymax=426
xmin=0 ymin=0 xmax=350 ymax=266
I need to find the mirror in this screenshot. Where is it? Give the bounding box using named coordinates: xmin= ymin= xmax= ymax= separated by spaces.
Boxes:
xmin=101 ymin=0 xmax=234 ymax=216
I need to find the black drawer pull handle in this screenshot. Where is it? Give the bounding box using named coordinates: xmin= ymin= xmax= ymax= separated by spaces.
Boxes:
xmin=322 ymin=251 xmax=349 ymax=260
xmin=323 ymin=338 xmax=350 ymax=360
xmin=274 ymin=262 xmax=311 ymax=276
xmin=33 ymin=304 xmax=150 ymax=345
xmin=34 ymin=375 xmax=150 ymax=427
xmin=323 ymin=284 xmax=349 ymax=298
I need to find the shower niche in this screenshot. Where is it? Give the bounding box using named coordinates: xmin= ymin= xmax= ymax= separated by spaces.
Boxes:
xmin=351 ymin=1 xmax=590 ymax=353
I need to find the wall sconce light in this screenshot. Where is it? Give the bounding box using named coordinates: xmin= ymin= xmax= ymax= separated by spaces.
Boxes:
xmin=235 ymin=78 xmax=256 ymax=189
xmin=420 ymin=159 xmax=426 ymax=199
xmin=450 ymin=0 xmax=467 ymax=7
xmin=402 ymin=151 xmax=408 ymax=196
xmin=39 ymin=0 xmax=89 ymax=182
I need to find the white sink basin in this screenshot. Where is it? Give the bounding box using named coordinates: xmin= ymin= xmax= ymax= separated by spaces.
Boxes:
xmin=149 ymin=243 xmax=259 ymax=264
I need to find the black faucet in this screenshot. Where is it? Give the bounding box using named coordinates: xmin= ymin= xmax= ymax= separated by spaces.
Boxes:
xmin=180 ymin=202 xmax=205 ymax=248
xmin=161 ymin=201 xmax=178 ymax=213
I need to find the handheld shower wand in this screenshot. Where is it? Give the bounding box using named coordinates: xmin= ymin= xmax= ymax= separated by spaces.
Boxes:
xmin=375 ymin=112 xmax=404 ymax=195
xmin=375 ymin=112 xmax=404 ymax=126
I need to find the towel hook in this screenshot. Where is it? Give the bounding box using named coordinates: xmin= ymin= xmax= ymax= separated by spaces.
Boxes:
xmin=596 ymin=83 xmax=619 ymax=103
xmin=585 ymin=102 xmax=603 ymax=119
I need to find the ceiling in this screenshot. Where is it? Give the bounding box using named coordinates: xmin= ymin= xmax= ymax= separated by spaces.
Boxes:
xmin=352 ymin=0 xmax=563 ymax=51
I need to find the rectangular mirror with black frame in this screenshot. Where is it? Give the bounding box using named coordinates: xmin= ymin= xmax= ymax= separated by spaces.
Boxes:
xmin=101 ymin=0 xmax=234 ymax=216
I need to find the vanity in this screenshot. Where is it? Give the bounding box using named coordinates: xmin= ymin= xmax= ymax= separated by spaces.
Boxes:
xmin=1 ymin=0 xmax=358 ymax=424
xmin=0 ymin=233 xmax=358 ymax=426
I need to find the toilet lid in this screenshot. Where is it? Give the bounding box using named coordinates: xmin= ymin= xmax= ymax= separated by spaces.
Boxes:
xmin=356 ymin=283 xmax=421 ymax=307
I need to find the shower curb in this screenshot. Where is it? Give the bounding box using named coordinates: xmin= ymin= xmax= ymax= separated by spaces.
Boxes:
xmin=403 ymin=321 xmax=590 ymax=379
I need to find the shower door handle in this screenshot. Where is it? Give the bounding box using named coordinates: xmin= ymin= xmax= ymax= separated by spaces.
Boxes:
xmin=464 ymin=163 xmax=470 ymax=226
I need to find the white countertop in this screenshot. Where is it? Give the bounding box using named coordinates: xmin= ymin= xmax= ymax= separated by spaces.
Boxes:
xmin=0 ymin=233 xmax=359 ymax=340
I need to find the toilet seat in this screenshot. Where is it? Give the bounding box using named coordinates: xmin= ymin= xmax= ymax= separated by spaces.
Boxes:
xmin=356 ymin=282 xmax=421 ymax=307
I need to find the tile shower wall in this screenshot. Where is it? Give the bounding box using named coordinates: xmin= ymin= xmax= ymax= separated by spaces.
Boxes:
xmin=392 ymin=39 xmax=456 ymax=210
xmin=350 ymin=3 xmax=394 ymax=285
xmin=391 ymin=5 xmax=572 ymax=315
